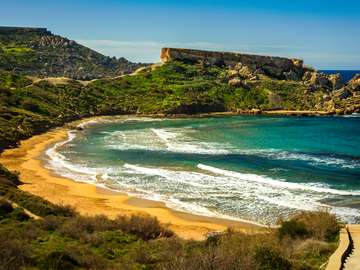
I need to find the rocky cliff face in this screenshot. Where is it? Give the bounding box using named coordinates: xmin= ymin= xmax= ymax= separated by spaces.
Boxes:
xmin=161 ymin=47 xmax=307 ymax=80
xmin=0 ymin=26 xmax=146 ymax=80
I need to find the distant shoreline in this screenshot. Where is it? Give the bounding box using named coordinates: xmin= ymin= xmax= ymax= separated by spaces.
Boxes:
xmin=0 ymin=115 xmax=264 ymax=240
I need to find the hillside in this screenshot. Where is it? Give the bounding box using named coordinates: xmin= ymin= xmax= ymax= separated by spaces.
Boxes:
xmin=0 ymin=26 xmax=145 ymax=79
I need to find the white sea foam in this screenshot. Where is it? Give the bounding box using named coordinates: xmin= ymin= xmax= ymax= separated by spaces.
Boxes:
xmin=197 ymin=164 xmax=360 ymax=195
xmin=105 ymin=128 xmax=231 ymax=154
xmin=45 ymin=130 xmax=110 ymax=183
xmin=121 ymin=163 xmax=360 ymax=223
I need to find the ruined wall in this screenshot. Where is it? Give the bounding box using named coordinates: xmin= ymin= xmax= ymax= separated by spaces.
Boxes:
xmin=161 ymin=47 xmax=305 ymax=79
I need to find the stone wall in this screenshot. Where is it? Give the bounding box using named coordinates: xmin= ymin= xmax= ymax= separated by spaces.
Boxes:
xmin=161 ymin=47 xmax=305 ymax=79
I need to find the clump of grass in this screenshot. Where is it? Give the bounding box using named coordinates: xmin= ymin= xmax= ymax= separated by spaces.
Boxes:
xmin=290 ymin=210 xmax=340 ymax=241
xmin=278 ymin=219 xmax=309 ymax=240
xmin=114 ymin=214 xmax=174 ymax=240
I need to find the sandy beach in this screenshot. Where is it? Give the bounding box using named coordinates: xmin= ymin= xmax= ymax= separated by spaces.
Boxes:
xmin=0 ymin=116 xmax=260 ymax=240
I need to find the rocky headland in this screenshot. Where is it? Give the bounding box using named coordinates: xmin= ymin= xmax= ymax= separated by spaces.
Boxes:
xmin=0 ymin=26 xmax=146 ymax=79
xmin=161 ymin=47 xmax=360 ymax=115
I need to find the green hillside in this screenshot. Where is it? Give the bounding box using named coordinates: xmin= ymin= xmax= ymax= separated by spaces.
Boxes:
xmin=0 ymin=27 xmax=144 ymax=79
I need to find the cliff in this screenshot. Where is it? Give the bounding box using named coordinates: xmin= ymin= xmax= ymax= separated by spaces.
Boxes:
xmin=161 ymin=47 xmax=306 ymax=79
xmin=0 ymin=26 xmax=146 ymax=79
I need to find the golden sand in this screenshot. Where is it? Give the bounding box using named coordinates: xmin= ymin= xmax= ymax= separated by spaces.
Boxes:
xmin=0 ymin=117 xmax=259 ymax=240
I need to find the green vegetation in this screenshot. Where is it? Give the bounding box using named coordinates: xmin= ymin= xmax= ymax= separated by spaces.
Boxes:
xmin=0 ymin=61 xmax=329 ymax=151
xmin=0 ymin=164 xmax=340 ymax=270
xmin=0 ymin=28 xmax=142 ymax=79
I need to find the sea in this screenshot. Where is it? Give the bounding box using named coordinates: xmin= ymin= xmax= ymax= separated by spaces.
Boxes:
xmin=45 ymin=115 xmax=360 ymax=225
xmin=320 ymin=70 xmax=359 ymax=82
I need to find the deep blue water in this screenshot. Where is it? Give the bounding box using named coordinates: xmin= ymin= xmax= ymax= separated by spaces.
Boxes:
xmin=46 ymin=115 xmax=360 ymax=224
xmin=320 ymin=70 xmax=359 ymax=82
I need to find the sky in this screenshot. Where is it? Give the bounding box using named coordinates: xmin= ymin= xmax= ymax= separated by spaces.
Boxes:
xmin=2 ymin=0 xmax=360 ymax=69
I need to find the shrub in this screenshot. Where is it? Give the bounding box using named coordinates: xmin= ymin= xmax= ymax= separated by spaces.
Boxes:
xmin=115 ymin=214 xmax=174 ymax=240
xmin=278 ymin=220 xmax=309 ymax=240
xmin=38 ymin=250 xmax=79 ymax=270
xmin=0 ymin=238 xmax=31 ymax=270
xmin=10 ymin=207 xmax=30 ymax=221
xmin=0 ymin=199 xmax=13 ymax=217
xmin=291 ymin=210 xmax=340 ymax=241
xmin=294 ymin=239 xmax=332 ymax=258
xmin=255 ymin=247 xmax=292 ymax=270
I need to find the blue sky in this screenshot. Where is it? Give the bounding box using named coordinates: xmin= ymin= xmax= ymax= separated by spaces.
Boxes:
xmin=2 ymin=0 xmax=360 ymax=69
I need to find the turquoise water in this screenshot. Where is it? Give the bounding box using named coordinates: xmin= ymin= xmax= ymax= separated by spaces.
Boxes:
xmin=46 ymin=115 xmax=360 ymax=224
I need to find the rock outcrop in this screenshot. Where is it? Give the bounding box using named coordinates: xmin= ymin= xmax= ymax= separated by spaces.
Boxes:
xmin=0 ymin=26 xmax=146 ymax=80
xmin=348 ymin=74 xmax=360 ymax=91
xmin=161 ymin=48 xmax=306 ymax=80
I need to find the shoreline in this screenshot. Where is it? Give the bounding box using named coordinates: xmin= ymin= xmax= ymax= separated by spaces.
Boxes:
xmin=0 ymin=116 xmax=263 ymax=240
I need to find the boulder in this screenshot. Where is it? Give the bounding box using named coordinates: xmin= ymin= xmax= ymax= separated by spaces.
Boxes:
xmin=262 ymin=65 xmax=284 ymax=78
xmin=348 ymin=74 xmax=360 ymax=91
xmin=328 ymin=74 xmax=344 ymax=90
xmin=254 ymin=68 xmax=265 ymax=75
xmin=238 ymin=66 xmax=254 ymax=79
xmin=227 ymin=69 xmax=239 ymax=78
xmin=304 ymin=72 xmax=332 ymax=91
xmin=302 ymin=71 xmax=312 ymax=81
xmin=284 ymin=70 xmax=300 ymax=81
xmin=291 ymin=59 xmax=304 ymax=68
xmin=333 ymin=88 xmax=352 ymax=99
xmin=234 ymin=63 xmax=243 ymax=70
xmin=228 ymin=78 xmax=242 ymax=87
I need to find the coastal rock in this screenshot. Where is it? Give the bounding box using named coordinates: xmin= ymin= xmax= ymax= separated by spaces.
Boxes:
xmin=328 ymin=74 xmax=344 ymax=90
xmin=334 ymin=88 xmax=352 ymax=99
xmin=0 ymin=27 xmax=145 ymax=80
xmin=284 ymin=70 xmax=300 ymax=81
xmin=238 ymin=66 xmax=254 ymax=79
xmin=348 ymin=74 xmax=360 ymax=91
xmin=227 ymin=69 xmax=239 ymax=78
xmin=160 ymin=47 xmax=305 ymax=80
xmin=291 ymin=59 xmax=304 ymax=68
xmin=302 ymin=71 xmax=312 ymax=82
xmin=228 ymin=77 xmax=243 ymax=87
xmin=254 ymin=68 xmax=265 ymax=75
xmin=304 ymin=72 xmax=332 ymax=91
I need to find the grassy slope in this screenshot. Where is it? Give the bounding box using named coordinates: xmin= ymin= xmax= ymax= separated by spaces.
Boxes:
xmin=0 ymin=29 xmax=141 ymax=79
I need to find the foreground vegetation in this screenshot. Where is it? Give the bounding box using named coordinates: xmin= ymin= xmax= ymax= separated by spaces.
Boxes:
xmin=0 ymin=164 xmax=340 ymax=270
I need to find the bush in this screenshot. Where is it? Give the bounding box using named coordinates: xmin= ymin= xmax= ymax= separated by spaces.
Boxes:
xmin=0 ymin=237 xmax=31 ymax=270
xmin=255 ymin=247 xmax=292 ymax=270
xmin=0 ymin=199 xmax=13 ymax=217
xmin=291 ymin=210 xmax=340 ymax=241
xmin=115 ymin=214 xmax=174 ymax=240
xmin=278 ymin=220 xmax=309 ymax=240
xmin=10 ymin=207 xmax=30 ymax=221
xmin=294 ymin=239 xmax=332 ymax=258
xmin=38 ymin=250 xmax=79 ymax=270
